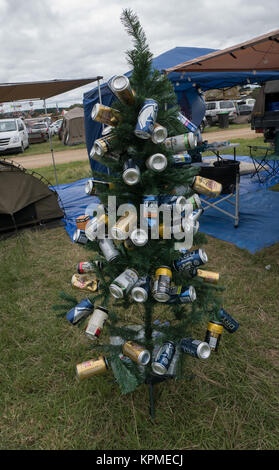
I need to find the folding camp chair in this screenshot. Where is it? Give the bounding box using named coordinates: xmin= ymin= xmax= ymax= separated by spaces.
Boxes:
xmin=198 ymin=151 xmax=240 ymax=228
xmin=248 ymin=145 xmax=279 ymax=183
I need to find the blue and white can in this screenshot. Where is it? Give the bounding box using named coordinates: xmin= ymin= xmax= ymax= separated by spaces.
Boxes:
xmin=218 ymin=308 xmax=239 ymax=333
xmin=66 ymin=298 xmax=94 ymax=325
xmin=152 ymin=341 xmax=176 ymax=375
xmin=167 ymin=285 xmax=196 ymax=304
xmin=173 ymin=248 xmax=208 ymax=272
xmin=180 ymin=338 xmax=211 ymax=359
xmin=172 ymin=153 xmax=192 ymax=167
xmin=135 ymin=98 xmax=158 ymax=139
xmin=143 ymin=195 xmax=159 ymax=228
xmin=177 ymin=112 xmax=198 ymax=133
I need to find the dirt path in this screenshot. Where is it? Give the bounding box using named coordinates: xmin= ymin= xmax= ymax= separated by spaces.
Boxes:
xmin=10 ymin=127 xmax=259 ymax=169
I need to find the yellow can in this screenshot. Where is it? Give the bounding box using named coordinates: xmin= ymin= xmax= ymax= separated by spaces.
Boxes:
xmin=76 ymin=356 xmax=109 ymax=381
xmin=192 ymin=176 xmax=222 ymax=198
xmin=197 ymin=269 xmax=220 ymax=284
xmin=91 ymin=103 xmax=121 ymax=127
xmin=205 ymin=321 xmax=223 ymax=352
xmin=155 ymin=266 xmax=172 ymax=279
xmin=122 ymin=341 xmax=150 ymax=365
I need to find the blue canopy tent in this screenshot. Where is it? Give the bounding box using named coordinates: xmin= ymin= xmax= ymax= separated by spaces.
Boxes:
xmin=83 ymin=45 xmax=279 ymax=174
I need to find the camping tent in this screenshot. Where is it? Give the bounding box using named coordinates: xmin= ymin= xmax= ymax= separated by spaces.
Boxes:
xmin=0 ymin=159 xmax=64 ymax=234
xmin=83 ymin=45 xmax=279 ymax=174
xmin=60 ymin=106 xmax=85 ymax=146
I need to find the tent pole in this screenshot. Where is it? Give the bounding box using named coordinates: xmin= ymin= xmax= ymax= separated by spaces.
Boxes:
xmin=97 ymin=78 xmax=105 ymax=134
xmin=44 ymin=99 xmax=58 ymax=187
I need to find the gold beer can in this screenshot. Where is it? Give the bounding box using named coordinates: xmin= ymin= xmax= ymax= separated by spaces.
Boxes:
xmin=91 ymin=103 xmax=121 ymax=127
xmin=196 ymin=269 xmax=220 ymax=284
xmin=108 ymin=75 xmax=135 ymax=105
xmin=76 ymin=215 xmax=90 ymax=231
xmin=93 ymin=135 xmax=115 ymax=157
xmin=111 ymin=211 xmax=137 ymax=240
xmin=76 ymin=356 xmax=109 ymax=381
xmin=205 ymin=321 xmax=224 ymax=352
xmin=122 ymin=341 xmax=151 ymax=365
xmin=192 ymin=176 xmax=222 ymax=198
xmin=152 ymin=266 xmax=172 ymax=302
xmin=71 ymin=274 xmax=99 ymax=292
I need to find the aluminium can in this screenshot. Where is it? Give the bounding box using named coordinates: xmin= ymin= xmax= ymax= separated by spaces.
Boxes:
xmin=146 ymin=153 xmax=168 ymax=172
xmin=66 ymin=298 xmax=94 ymax=325
xmin=108 ymin=75 xmax=135 ymax=105
xmin=134 ymin=98 xmax=158 ymax=139
xmin=164 ymin=133 xmax=197 ymax=153
xmin=71 ymin=274 xmax=99 ymax=293
xmin=180 ymin=338 xmax=211 ymax=359
xmin=109 ymin=268 xmax=139 ymax=299
xmin=85 ymin=306 xmax=109 ymax=340
xmin=192 ymin=175 xmax=222 ymax=198
xmin=218 ymin=308 xmax=239 ymax=333
xmin=85 ymin=214 xmax=108 ymax=241
xmin=98 ymin=238 xmax=120 ymax=262
xmin=186 ymin=193 xmax=202 ymax=210
xmin=76 ymin=215 xmax=90 ymax=231
xmin=122 ymin=341 xmax=151 ymax=365
xmin=152 ymin=341 xmax=176 ymax=375
xmin=131 ymin=276 xmax=151 ymax=303
xmin=77 ymin=261 xmax=103 ymax=274
xmin=122 ymin=159 xmax=141 ymax=185
xmin=152 ymin=266 xmax=172 ymax=302
xmin=76 ymin=356 xmax=109 ymax=381
xmin=91 ymin=103 xmax=121 ymax=127
xmin=205 ymin=321 xmax=224 ymax=352
xmin=111 ymin=211 xmax=137 ymax=240
xmin=151 ymin=123 xmax=168 ymax=144
xmin=196 ymin=269 xmax=219 ymax=284
xmin=130 ymin=228 xmax=148 ymax=246
xmin=167 ymin=285 xmax=196 ymax=304
xmin=173 ymin=248 xmax=208 ymax=272
xmin=73 ymin=229 xmax=88 ymax=245
xmin=177 ymin=112 xmax=198 ymax=133
xmin=172 ymin=153 xmax=192 ymax=167
xmin=93 ymin=135 xmax=115 ymax=157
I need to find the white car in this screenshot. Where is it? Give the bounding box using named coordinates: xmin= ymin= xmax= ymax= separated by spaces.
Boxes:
xmin=0 ymin=118 xmax=29 ymax=154
xmin=205 ymin=100 xmax=238 ymax=125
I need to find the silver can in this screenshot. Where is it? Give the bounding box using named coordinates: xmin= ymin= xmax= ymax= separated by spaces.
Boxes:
xmin=152 ymin=341 xmax=176 ymax=375
xmin=73 ymin=229 xmax=88 ymax=245
xmin=146 ymin=153 xmax=168 ymax=172
xmin=85 ymin=179 xmax=95 ymax=196
xmin=122 ymin=159 xmax=141 ymax=185
xmin=131 ymin=276 xmax=151 ymax=303
xmin=85 ymin=214 xmax=107 ymax=241
xmin=109 ymin=268 xmax=139 ymax=299
xmin=130 ymin=228 xmax=148 ymax=247
xmin=98 ymin=238 xmax=120 ymax=262
xmin=164 ymin=133 xmax=197 ymax=152
xmin=85 ymin=306 xmax=109 ymax=340
xmin=151 ymin=123 xmax=168 ymax=144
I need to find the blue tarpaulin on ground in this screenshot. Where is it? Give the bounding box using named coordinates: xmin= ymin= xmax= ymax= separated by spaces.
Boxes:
xmin=52 ymin=155 xmax=279 ymax=254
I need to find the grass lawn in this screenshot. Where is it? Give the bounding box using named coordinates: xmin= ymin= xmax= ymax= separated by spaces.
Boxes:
xmin=1 ymin=141 xmax=279 ymax=450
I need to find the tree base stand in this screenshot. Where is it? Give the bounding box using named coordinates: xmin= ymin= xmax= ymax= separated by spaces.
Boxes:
xmin=145 ymin=373 xmax=173 ymax=420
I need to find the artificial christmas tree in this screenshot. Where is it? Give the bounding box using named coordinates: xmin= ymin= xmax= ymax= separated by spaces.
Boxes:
xmin=54 ymin=9 xmax=239 ymax=418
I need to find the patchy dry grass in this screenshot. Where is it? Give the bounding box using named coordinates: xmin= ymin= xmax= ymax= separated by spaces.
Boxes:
xmin=0 ymin=224 xmax=278 ymax=450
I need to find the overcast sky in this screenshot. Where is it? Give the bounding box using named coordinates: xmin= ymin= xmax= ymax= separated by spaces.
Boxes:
xmin=0 ymin=0 xmax=278 ymax=110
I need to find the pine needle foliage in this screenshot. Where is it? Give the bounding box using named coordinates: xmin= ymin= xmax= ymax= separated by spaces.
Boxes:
xmin=59 ymin=9 xmax=225 ymax=395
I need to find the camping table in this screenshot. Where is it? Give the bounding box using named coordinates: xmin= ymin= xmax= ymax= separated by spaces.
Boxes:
xmin=247 ymin=145 xmax=279 ymax=183
xmin=197 ymin=144 xmax=241 ymax=227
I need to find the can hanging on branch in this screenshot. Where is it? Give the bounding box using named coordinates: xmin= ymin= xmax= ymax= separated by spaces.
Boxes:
xmin=152 ymin=341 xmax=176 ymax=375
xmin=91 ymin=103 xmax=121 ymax=127
xmin=180 ymin=338 xmax=211 ymax=359
xmin=109 ymin=268 xmax=139 ymax=298
xmin=108 ymin=75 xmax=135 ymax=105
xmin=85 ymin=306 xmax=109 ymax=340
xmin=134 ymin=98 xmax=158 ymax=139
xmin=122 ymin=159 xmax=141 ymax=185
xmin=122 ymin=341 xmax=151 ymax=365
xmin=98 ymin=238 xmax=120 ymax=262
xmin=205 ymin=321 xmax=223 ymax=352
xmin=164 ymin=133 xmax=197 ymax=152
xmin=152 ymin=266 xmax=172 ymax=302
xmin=66 ymin=298 xmax=94 ymax=325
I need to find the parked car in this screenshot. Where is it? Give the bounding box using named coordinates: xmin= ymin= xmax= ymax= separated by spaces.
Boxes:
xmin=0 ymin=118 xmax=29 ymax=154
xmin=50 ymin=119 xmax=63 ymax=135
xmin=238 ymin=104 xmax=254 ymax=116
xmin=26 ymin=121 xmax=49 ymax=143
xmin=205 ymin=100 xmax=238 ymax=125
